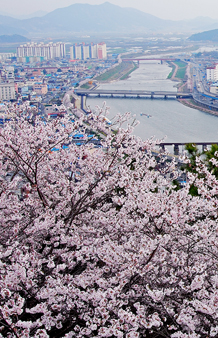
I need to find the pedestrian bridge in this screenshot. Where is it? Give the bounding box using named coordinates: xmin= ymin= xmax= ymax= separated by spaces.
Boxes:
xmin=76 ymin=89 xmax=192 ymax=99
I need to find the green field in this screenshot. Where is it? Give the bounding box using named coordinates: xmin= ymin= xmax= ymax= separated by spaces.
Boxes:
xmin=120 ymin=63 xmax=138 ymax=80
xmin=174 ymin=61 xmax=187 ymax=80
xmin=167 ymin=60 xmax=187 ymax=80
xmin=174 ymin=61 xmax=187 ymax=68
xmin=80 ymin=83 xmax=92 ymax=89
xmin=175 ymin=67 xmax=187 ymax=79
xmin=95 ymin=61 xmax=136 ymax=82
xmin=167 ymin=64 xmax=176 ymax=79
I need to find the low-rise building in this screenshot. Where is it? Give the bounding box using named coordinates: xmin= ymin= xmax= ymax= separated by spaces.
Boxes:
xmin=0 ymin=103 xmax=15 ymax=125
xmin=210 ymin=82 xmax=218 ymax=95
xmin=0 ymin=82 xmax=16 ymax=101
xmin=32 ymin=69 xmax=42 ymax=77
xmin=33 ymin=83 xmax=48 ymax=95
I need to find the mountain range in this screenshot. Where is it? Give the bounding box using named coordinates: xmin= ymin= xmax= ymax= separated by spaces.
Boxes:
xmin=0 ymin=2 xmax=218 ymax=37
xmin=0 ymin=34 xmax=30 ymax=43
xmin=0 ymin=10 xmax=47 ymax=20
xmin=189 ymin=29 xmax=218 ymax=42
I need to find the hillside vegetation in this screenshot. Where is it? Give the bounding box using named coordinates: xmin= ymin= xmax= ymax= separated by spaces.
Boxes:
xmin=189 ymin=28 xmax=218 ymax=41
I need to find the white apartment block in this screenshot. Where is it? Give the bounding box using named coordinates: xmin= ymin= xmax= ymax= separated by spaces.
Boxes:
xmin=207 ymin=67 xmax=215 ymax=82
xmin=0 ymin=53 xmax=15 ymax=61
xmin=206 ymin=65 xmax=218 ymax=82
xmin=6 ymin=66 xmax=14 ymax=79
xmin=97 ymin=42 xmax=107 ymax=59
xmin=90 ymin=43 xmax=97 ymax=59
xmin=17 ymin=42 xmax=66 ymax=60
xmin=0 ymin=83 xmax=16 ymax=101
xmin=70 ymin=44 xmax=82 ymax=60
xmin=70 ymin=42 xmax=107 ymax=60
xmin=83 ymin=45 xmax=90 ymax=60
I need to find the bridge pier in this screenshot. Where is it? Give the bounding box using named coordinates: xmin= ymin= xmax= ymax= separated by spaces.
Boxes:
xmin=202 ymin=144 xmax=207 ymax=152
xmin=174 ymin=144 xmax=179 ymax=155
xmin=164 ymin=95 xmax=167 ymax=99
xmin=80 ymin=95 xmax=87 ymax=111
xmin=160 ymin=144 xmax=165 ymax=152
xmin=153 ymin=142 xmax=218 ymax=157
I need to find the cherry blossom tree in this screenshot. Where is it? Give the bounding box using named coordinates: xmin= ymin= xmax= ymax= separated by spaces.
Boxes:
xmin=1 ymin=102 xmax=218 ymax=338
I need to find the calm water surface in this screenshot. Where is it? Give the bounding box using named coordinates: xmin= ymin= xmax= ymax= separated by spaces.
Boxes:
xmin=87 ymin=61 xmax=218 ymax=143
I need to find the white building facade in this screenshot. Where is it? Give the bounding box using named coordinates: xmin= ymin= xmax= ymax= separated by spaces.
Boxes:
xmin=97 ymin=42 xmax=107 ymax=59
xmin=70 ymin=42 xmax=107 ymax=60
xmin=207 ymin=67 xmax=215 ymax=82
xmin=0 ymin=83 xmax=16 ymax=101
xmin=17 ymin=42 xmax=66 ymax=60
xmin=206 ymin=65 xmax=218 ymax=82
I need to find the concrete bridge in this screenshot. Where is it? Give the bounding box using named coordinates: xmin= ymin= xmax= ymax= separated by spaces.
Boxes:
xmin=159 ymin=142 xmax=218 ymax=155
xmin=122 ymin=58 xmax=177 ymax=64
xmin=76 ymin=89 xmax=192 ymax=100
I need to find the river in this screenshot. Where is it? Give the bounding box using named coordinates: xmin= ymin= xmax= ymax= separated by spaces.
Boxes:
xmin=87 ymin=61 xmax=218 ymax=143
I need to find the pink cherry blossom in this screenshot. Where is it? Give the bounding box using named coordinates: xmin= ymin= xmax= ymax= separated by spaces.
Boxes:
xmin=1 ymin=102 xmax=218 ymax=337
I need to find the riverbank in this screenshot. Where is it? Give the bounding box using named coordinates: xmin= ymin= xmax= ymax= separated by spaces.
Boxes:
xmin=86 ymin=58 xmax=218 ymax=142
xmin=178 ymin=98 xmax=218 ymax=116
xmin=95 ymin=61 xmax=138 ymax=83
xmin=84 ymin=57 xmax=218 ymax=118
xmin=167 ymin=61 xmax=218 ymax=116
xmin=168 ymin=61 xmax=187 ymax=81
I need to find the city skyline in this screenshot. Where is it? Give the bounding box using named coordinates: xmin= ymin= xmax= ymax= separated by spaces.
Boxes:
xmin=2 ymin=0 xmax=218 ymax=21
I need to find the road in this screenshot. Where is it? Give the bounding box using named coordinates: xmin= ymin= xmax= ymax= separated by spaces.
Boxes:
xmin=190 ymin=60 xmax=218 ymax=110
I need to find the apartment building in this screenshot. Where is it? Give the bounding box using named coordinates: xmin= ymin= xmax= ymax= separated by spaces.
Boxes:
xmin=70 ymin=42 xmax=107 ymax=60
xmin=71 ymin=44 xmax=82 ymax=60
xmin=97 ymin=42 xmax=107 ymax=59
xmin=206 ymin=65 xmax=218 ymax=82
xmin=17 ymin=42 xmax=66 ymax=60
xmin=90 ymin=43 xmax=97 ymax=59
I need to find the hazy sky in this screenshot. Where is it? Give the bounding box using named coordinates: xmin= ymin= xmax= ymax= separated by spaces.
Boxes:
xmin=2 ymin=0 xmax=218 ymax=21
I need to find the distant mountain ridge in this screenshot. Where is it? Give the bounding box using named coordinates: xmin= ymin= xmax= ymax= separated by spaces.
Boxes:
xmin=0 ymin=34 xmax=30 ymax=43
xmin=0 ymin=10 xmax=47 ymax=20
xmin=189 ymin=29 xmax=218 ymax=41
xmin=0 ymin=2 xmax=218 ymax=37
xmin=39 ymin=2 xmax=169 ymax=33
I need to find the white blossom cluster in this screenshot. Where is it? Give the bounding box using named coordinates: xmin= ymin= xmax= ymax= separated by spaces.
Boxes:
xmin=0 ymin=103 xmax=218 ymax=337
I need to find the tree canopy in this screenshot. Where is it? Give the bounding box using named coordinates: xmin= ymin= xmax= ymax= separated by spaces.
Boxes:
xmin=1 ymin=103 xmax=218 ymax=338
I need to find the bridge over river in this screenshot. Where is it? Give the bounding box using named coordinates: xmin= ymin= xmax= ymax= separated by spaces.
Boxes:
xmin=122 ymin=58 xmax=177 ymax=64
xmin=76 ymin=89 xmax=192 ymax=100
xmin=159 ymin=142 xmax=218 ymax=155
